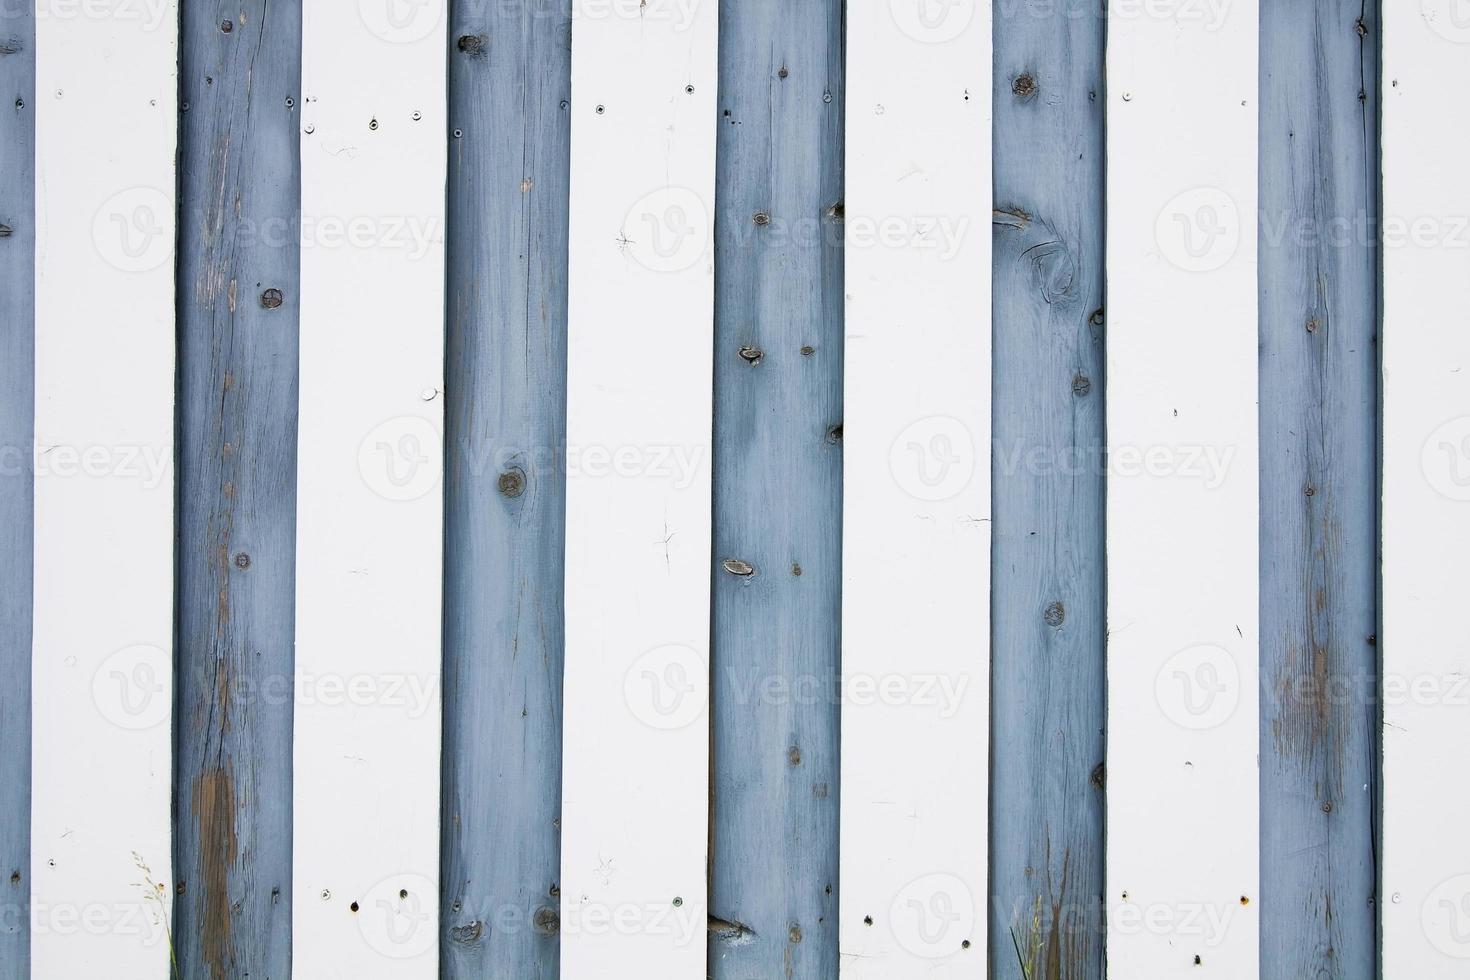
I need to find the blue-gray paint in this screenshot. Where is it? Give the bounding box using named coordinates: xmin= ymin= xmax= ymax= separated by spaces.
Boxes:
xmin=0 ymin=3 xmax=31 ymax=976
xmin=439 ymin=3 xmax=571 ymax=977
xmin=0 ymin=6 xmax=1391 ymax=977
xmin=990 ymin=3 xmax=1107 ymax=978
xmin=173 ymin=3 xmax=300 ymax=978
xmin=709 ymin=2 xmax=845 ymax=978
xmin=1259 ymin=3 xmax=1379 ymax=978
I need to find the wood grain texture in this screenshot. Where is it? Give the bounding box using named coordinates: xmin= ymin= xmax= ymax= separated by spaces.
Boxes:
xmin=1258 ymin=3 xmax=1378 ymax=977
xmin=1381 ymin=3 xmax=1470 ymax=973
xmin=990 ymin=2 xmax=1106 ymax=977
xmin=0 ymin=3 xmax=31 ymax=976
xmin=174 ymin=3 xmax=300 ymax=979
xmin=709 ymin=1 xmax=843 ymax=978
xmin=439 ymin=3 xmax=570 ymax=978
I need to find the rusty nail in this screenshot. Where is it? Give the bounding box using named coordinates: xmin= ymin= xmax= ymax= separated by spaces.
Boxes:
xmin=788 ymin=745 xmax=801 ymax=766
xmin=723 ymin=558 xmax=755 ymax=577
xmin=1072 ymin=374 xmax=1092 ymax=397
xmin=1013 ymin=74 xmax=1037 ymax=98
xmin=233 ymin=553 xmax=251 ymax=570
xmin=221 ymin=19 xmax=233 ymax=32
xmin=778 ymin=66 xmax=789 ymax=79
xmin=789 ymin=924 xmax=802 ymax=943
xmin=801 ymin=345 xmax=815 ymax=356
xmin=457 ymin=34 xmax=486 ymax=56
xmin=498 ymin=470 xmax=525 ymax=498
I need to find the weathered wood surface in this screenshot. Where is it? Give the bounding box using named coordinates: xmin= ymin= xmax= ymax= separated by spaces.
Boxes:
xmin=990 ymin=2 xmax=1107 ymax=977
xmin=0 ymin=3 xmax=30 ymax=976
xmin=174 ymin=3 xmax=300 ymax=979
xmin=439 ymin=3 xmax=570 ymax=978
xmin=1259 ymin=3 xmax=1378 ymax=978
xmin=709 ymin=2 xmax=843 ymax=978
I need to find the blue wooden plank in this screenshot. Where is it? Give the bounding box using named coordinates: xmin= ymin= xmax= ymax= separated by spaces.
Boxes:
xmin=989 ymin=3 xmax=1106 ymax=977
xmin=173 ymin=3 xmax=300 ymax=977
xmin=709 ymin=2 xmax=844 ymax=977
xmin=439 ymin=3 xmax=570 ymax=977
xmin=0 ymin=3 xmax=31 ymax=976
xmin=1258 ymin=3 xmax=1379 ymax=977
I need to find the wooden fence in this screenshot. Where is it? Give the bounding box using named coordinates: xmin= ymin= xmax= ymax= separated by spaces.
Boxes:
xmin=0 ymin=0 xmax=1456 ymax=978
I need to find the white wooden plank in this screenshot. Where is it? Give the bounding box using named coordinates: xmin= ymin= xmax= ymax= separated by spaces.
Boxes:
xmin=293 ymin=2 xmax=446 ymax=976
xmin=1382 ymin=6 xmax=1470 ymax=973
xmin=30 ymin=3 xmax=178 ymax=976
xmin=839 ymin=3 xmax=990 ymax=976
xmin=1105 ymin=2 xmax=1259 ymax=977
xmin=560 ymin=1 xmax=718 ymax=976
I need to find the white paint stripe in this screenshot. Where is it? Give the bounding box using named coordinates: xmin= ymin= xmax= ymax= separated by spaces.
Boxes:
xmin=293 ymin=2 xmax=446 ymax=976
xmin=559 ymin=1 xmax=718 ymax=976
xmin=30 ymin=2 xmax=178 ymax=976
xmin=1382 ymin=5 xmax=1470 ymax=972
xmin=1105 ymin=1 xmax=1259 ymax=976
xmin=839 ymin=2 xmax=991 ymax=976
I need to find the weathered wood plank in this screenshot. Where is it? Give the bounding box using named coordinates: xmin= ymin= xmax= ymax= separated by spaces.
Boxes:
xmin=293 ymin=2 xmax=446 ymax=975
xmin=561 ymin=2 xmax=719 ymax=976
xmin=439 ymin=3 xmax=570 ymax=978
xmin=31 ymin=2 xmax=179 ymax=975
xmin=1105 ymin=1 xmax=1259 ymax=976
xmin=0 ymin=2 xmax=31 ymax=975
xmin=990 ymin=2 xmax=1106 ymax=977
xmin=709 ymin=1 xmax=843 ymax=977
xmin=1381 ymin=4 xmax=1470 ymax=972
xmin=173 ymin=3 xmax=300 ymax=978
xmin=840 ymin=3 xmax=991 ymax=976
xmin=1258 ymin=3 xmax=1378 ymax=977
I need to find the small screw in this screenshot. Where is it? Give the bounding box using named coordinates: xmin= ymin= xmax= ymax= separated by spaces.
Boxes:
xmin=221 ymin=19 xmax=233 ymax=33
xmin=453 ymin=129 xmax=464 ymax=139
xmin=685 ymin=84 xmax=695 ymax=94
xmin=321 ymin=889 xmax=331 ymax=901
xmin=823 ymin=90 xmax=833 ymax=104
xmin=369 ymin=118 xmax=379 ymax=131
xmin=723 ymin=558 xmax=755 ymax=577
xmin=1072 ymin=374 xmax=1092 ymax=397
xmin=753 ymin=211 xmax=771 ymax=226
xmin=738 ymin=346 xmax=763 ymax=364
xmin=672 ymin=897 xmax=683 ymax=908
xmin=412 ymin=111 xmax=422 ymax=121
xmin=778 ymin=66 xmax=789 ymax=79
xmin=233 ymin=553 xmax=251 ymax=570
xmin=596 ymin=104 xmax=606 ymax=115
xmin=285 ymin=97 xmax=295 ymax=108
xmin=261 ymin=288 xmax=284 ymax=309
